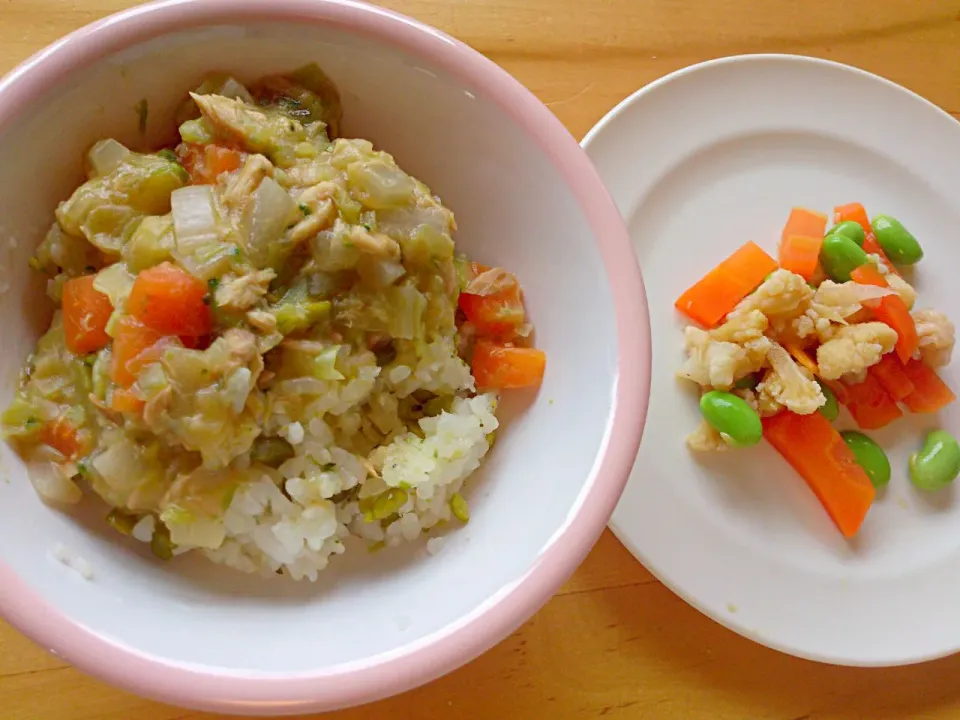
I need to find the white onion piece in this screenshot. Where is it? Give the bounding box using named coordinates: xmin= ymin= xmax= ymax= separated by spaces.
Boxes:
xmin=242 ymin=176 xmax=297 ymax=265
xmin=171 ymin=185 xmax=219 ymax=252
xmin=87 ymin=138 xmax=130 ymax=177
xmin=26 ymin=459 xmax=82 ymax=506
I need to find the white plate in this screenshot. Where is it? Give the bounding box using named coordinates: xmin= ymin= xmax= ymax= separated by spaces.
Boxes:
xmin=582 ymin=54 xmax=960 ymax=666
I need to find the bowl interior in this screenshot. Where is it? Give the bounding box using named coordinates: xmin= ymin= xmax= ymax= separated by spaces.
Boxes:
xmin=0 ymin=19 xmax=618 ymax=673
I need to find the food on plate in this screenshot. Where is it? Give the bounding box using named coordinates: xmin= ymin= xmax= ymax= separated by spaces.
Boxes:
xmin=909 ymin=430 xmax=960 ymax=492
xmin=676 ymin=202 xmax=956 ymax=537
xmin=840 ymin=431 xmax=891 ymax=489
xmin=1 ymin=65 xmax=546 ymax=581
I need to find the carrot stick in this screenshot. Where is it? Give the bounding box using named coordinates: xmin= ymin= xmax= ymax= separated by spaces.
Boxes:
xmin=762 ymin=411 xmax=875 ymax=538
xmin=675 ymin=241 xmax=778 ymax=327
xmin=782 ymin=207 xmax=828 ymax=242
xmin=62 ymin=275 xmax=114 ymax=355
xmin=850 ymin=264 xmax=917 ymax=363
xmin=869 ymin=353 xmax=915 ymax=401
xmin=779 ymin=235 xmax=822 ymax=280
xmin=900 ymin=359 xmax=957 ymax=413
xmin=842 ymin=372 xmax=903 ymax=429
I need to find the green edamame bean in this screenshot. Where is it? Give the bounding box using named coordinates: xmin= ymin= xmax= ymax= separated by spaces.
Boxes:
xmin=699 ymin=390 xmax=762 ymax=447
xmin=817 ymin=381 xmax=839 ymax=422
xmin=871 ymin=215 xmax=923 ymax=266
xmin=819 ymin=233 xmax=869 ymax=282
xmin=827 ymin=220 xmax=866 ymax=247
xmin=841 ymin=431 xmax=891 ymax=488
xmin=909 ymin=430 xmax=960 ymax=491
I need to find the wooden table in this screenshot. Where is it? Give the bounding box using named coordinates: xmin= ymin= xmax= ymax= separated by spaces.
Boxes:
xmin=4 ymin=1 xmax=960 ymax=718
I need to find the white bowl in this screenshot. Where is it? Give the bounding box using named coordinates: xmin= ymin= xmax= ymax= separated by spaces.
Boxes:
xmin=0 ymin=0 xmax=649 ymax=713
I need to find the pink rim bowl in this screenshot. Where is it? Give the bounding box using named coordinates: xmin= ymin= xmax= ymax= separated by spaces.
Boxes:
xmin=0 ymin=0 xmax=650 ymax=713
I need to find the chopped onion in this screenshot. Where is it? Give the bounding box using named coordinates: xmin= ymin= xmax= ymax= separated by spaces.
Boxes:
xmin=26 ymin=457 xmax=82 ymax=505
xmin=241 ymin=176 xmax=297 ymax=266
xmin=466 ymin=267 xmax=516 ymax=297
xmin=346 ymin=160 xmax=415 ymax=210
xmin=93 ymin=263 xmax=136 ymax=308
xmin=387 ymin=283 xmax=426 ymax=340
xmin=224 ymin=367 xmax=253 ymax=414
xmin=216 ymin=78 xmax=255 ymax=105
xmin=314 ymin=345 xmax=345 ymax=381
xmin=172 ymin=185 xmax=218 ymax=249
xmin=87 ymin=138 xmax=130 ymax=177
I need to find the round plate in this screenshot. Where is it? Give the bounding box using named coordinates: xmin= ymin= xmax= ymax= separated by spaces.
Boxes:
xmin=582 ymin=55 xmax=960 ymax=666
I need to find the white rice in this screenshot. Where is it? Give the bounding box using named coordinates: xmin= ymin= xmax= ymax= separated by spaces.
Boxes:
xmin=198 ymin=343 xmax=497 ymax=581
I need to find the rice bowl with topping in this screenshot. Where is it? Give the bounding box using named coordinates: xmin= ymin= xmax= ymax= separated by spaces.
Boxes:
xmin=2 ymin=64 xmax=546 ymax=581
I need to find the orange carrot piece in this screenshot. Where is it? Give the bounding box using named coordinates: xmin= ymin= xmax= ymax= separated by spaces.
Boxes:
xmin=459 ymin=269 xmax=527 ymax=338
xmin=110 ymin=387 xmax=146 ymax=414
xmin=61 ymin=275 xmax=114 ymax=355
xmin=833 ymin=203 xmax=870 ymax=233
xmin=38 ymin=417 xmax=83 ymax=459
xmin=762 ymin=411 xmax=875 ymax=538
xmin=111 ymin=316 xmax=165 ymax=387
xmin=177 ymin=143 xmax=243 ymax=185
xmin=674 ymin=242 xmax=778 ymax=327
xmin=781 ymin=207 xmax=827 ymax=243
xmin=900 ymin=359 xmax=957 ymax=413
xmin=779 ymin=235 xmax=822 ymax=280
xmin=127 ymin=262 xmax=211 ymax=337
xmin=472 ymin=340 xmax=546 ymax=390
xmin=869 ymin=353 xmax=916 ymax=402
xmin=842 ymin=372 xmax=903 ymax=429
xmin=850 ymin=264 xmax=917 ymax=363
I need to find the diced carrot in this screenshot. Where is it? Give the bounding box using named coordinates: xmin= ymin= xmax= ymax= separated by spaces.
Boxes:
xmin=110 ymin=387 xmax=146 ymax=414
xmin=127 ymin=262 xmax=212 ymax=337
xmin=762 ymin=411 xmax=875 ymax=538
xmin=900 ymin=358 xmax=957 ymax=413
xmin=459 ymin=271 xmax=527 ymax=338
xmin=850 ymin=264 xmax=917 ymax=363
xmin=177 ymin=143 xmax=243 ymax=185
xmin=472 ymin=340 xmax=546 ymax=390
xmin=833 ymin=203 xmax=900 ymax=276
xmin=111 ymin=316 xmax=165 ymax=387
xmin=674 ymin=241 xmax=778 ymax=328
xmin=61 ymin=275 xmax=114 ymax=355
xmin=781 ymin=207 xmax=827 ymax=243
xmin=39 ymin=417 xmax=83 ymax=459
xmin=842 ymin=372 xmax=903 ymax=429
xmin=869 ymin=353 xmax=915 ymax=402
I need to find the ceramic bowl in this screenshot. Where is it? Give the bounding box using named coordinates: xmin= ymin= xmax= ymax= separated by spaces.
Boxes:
xmin=0 ymin=0 xmax=649 ymax=713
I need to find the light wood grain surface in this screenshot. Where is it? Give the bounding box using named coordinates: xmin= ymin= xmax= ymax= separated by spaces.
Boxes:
xmin=3 ymin=1 xmax=960 ymax=718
